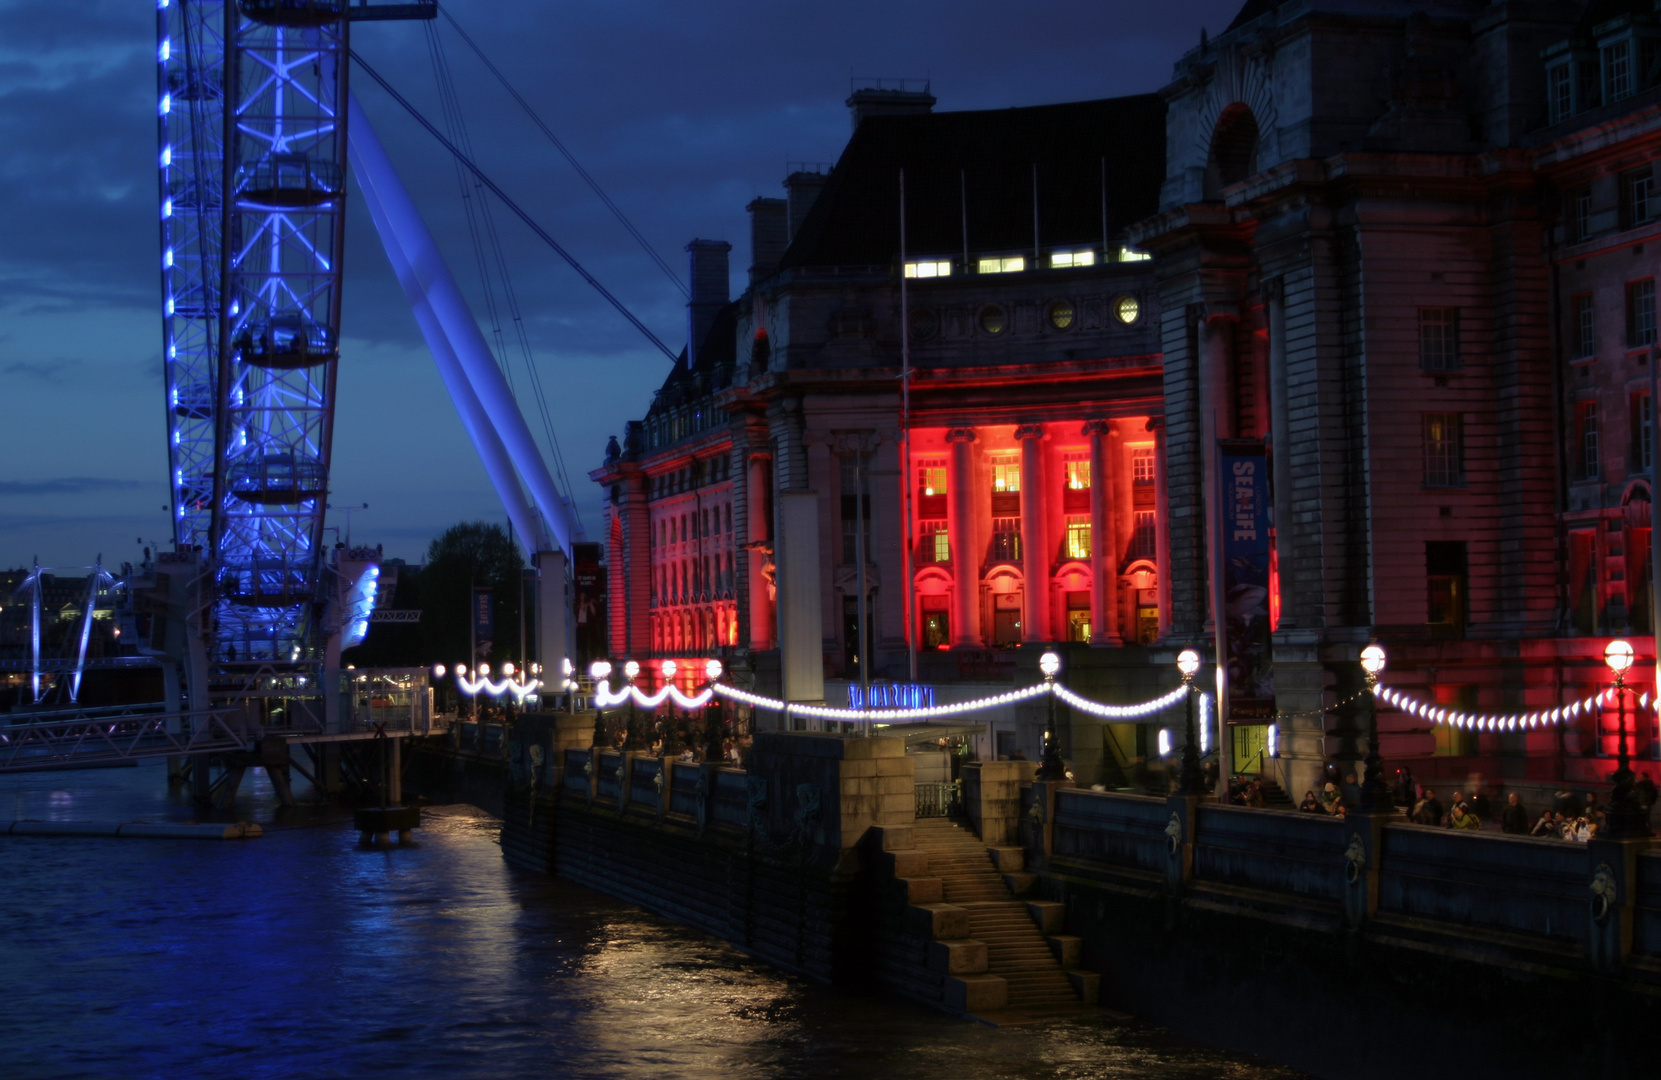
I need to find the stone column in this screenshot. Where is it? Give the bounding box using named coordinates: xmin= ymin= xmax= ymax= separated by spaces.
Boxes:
xmin=1151 ymin=418 xmax=1172 ymax=637
xmin=1016 ymin=424 xmax=1050 ymax=643
xmin=946 ymin=428 xmax=980 ymax=647
xmin=1197 ymin=306 xmax=1237 ymax=636
xmin=1084 ymin=420 xmax=1123 ymax=646
xmin=746 ymin=452 xmax=774 ymax=650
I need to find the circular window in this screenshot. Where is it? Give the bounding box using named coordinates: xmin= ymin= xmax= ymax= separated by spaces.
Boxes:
xmin=1047 ymin=300 xmax=1075 ymax=330
xmin=980 ymin=305 xmax=1007 ymax=335
xmin=909 ymin=307 xmax=939 ymax=341
xmin=1114 ymin=295 xmax=1140 ymax=325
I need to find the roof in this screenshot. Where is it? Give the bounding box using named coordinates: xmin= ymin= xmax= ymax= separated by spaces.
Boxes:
xmin=779 ymin=94 xmax=1167 ymax=271
xmin=646 ymin=300 xmax=738 ymax=414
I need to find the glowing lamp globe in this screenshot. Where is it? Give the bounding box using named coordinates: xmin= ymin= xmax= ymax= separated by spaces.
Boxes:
xmin=563 ymin=658 xmax=573 ymax=676
xmin=502 ymin=661 xmax=515 ymax=677
xmin=705 ymin=659 xmax=723 ymax=681
xmin=1606 ymin=639 xmax=1636 ymax=676
xmin=455 ymin=664 xmax=467 ymax=676
xmin=661 ymin=659 xmax=677 ymax=679
xmin=1176 ymin=649 xmax=1202 ymax=678
xmin=477 ymin=663 xmax=490 ymax=676
xmin=432 ymin=664 xmax=446 ymax=679
xmin=623 ymin=660 xmax=640 ymax=680
xmin=1359 ymin=644 xmax=1387 ymax=676
xmin=590 ymin=660 xmax=612 ymax=681
xmin=1038 ymin=652 xmax=1061 ymax=679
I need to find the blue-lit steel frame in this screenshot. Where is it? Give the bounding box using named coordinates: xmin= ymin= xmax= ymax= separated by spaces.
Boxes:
xmin=161 ymin=1 xmax=349 ymax=664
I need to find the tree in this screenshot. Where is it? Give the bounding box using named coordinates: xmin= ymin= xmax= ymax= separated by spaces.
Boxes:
xmin=418 ymin=521 xmax=525 ymax=669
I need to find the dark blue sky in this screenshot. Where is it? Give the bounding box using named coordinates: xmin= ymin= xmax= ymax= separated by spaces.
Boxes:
xmin=0 ymin=0 xmax=1241 ymax=569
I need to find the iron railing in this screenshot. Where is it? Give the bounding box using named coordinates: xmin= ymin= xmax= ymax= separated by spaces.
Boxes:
xmin=915 ymin=780 xmax=962 ymax=819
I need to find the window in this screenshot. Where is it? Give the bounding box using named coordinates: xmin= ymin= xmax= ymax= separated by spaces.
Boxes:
xmin=1050 ymin=250 xmax=1096 ymax=268
xmin=1065 ymin=516 xmax=1092 ymax=560
xmin=980 ymin=306 xmax=1008 ymax=334
xmin=1132 ymin=511 xmax=1157 ymax=560
xmin=840 ymin=457 xmax=870 ymax=565
xmin=1423 ymin=413 xmax=1464 ymax=487
xmin=1047 ymin=300 xmax=1075 ymax=329
xmin=977 ymin=256 xmax=1025 ymax=274
xmin=919 ymin=521 xmax=950 ymax=564
xmin=991 ymin=518 xmax=1021 ymax=562
xmin=917 ymin=461 xmax=947 ymax=519
xmin=1623 ymin=166 xmax=1655 ymax=229
xmin=1062 ymin=455 xmax=1091 ymax=511
xmin=1132 ymin=446 xmax=1156 ymax=484
xmin=1578 ymin=401 xmax=1601 ymax=480
xmin=1064 ymin=459 xmax=1091 ymax=491
xmin=1118 ymin=246 xmax=1151 ymax=263
xmin=1418 ymin=307 xmax=1461 ymax=371
xmin=1604 ymin=39 xmax=1633 ymax=101
xmin=1573 ymin=186 xmax=1593 ymax=242
xmin=1573 ymin=293 xmax=1596 ymax=358
xmin=1634 ymin=392 xmax=1653 ymax=471
xmin=1550 ymin=63 xmax=1573 ymax=123
xmin=1114 ymin=295 xmax=1141 ymax=324
xmin=904 ymin=260 xmax=951 ymax=278
xmin=991 ymin=458 xmax=1021 ymax=493
xmin=1426 ymin=541 xmax=1468 ymax=639
xmin=1627 ymin=279 xmax=1656 ymax=347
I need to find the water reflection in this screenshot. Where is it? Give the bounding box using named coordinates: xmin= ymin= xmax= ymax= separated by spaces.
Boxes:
xmin=0 ymin=764 xmax=1303 ymax=1079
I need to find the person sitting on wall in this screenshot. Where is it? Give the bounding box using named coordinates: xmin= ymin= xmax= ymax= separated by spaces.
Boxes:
xmin=1449 ymin=803 xmax=1481 ymax=830
xmin=1501 ymin=792 xmax=1530 ymax=835
xmin=1395 ymin=766 xmax=1417 ymax=807
xmin=1446 ymin=791 xmax=1469 ymax=826
xmin=1530 ymin=810 xmax=1562 ymax=838
xmin=1299 ymin=790 xmax=1321 ymax=813
xmin=1412 ymin=789 xmax=1445 ymax=826
xmin=1320 ymin=782 xmax=1343 ymax=814
xmin=1584 ymin=792 xmax=1605 ymax=828
xmin=1472 ymin=786 xmax=1493 ymax=821
xmin=1341 ymin=771 xmax=1362 ymax=810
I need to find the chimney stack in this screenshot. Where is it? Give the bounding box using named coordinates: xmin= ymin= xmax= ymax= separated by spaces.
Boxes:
xmin=747 ymin=197 xmax=787 ymax=284
xmin=685 ymin=239 xmax=731 ymax=370
xmin=784 ymin=171 xmax=827 ymax=246
xmin=846 ymin=81 xmax=936 ymax=131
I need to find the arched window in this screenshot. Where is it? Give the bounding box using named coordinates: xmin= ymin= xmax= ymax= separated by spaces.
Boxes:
xmin=1204 ymin=104 xmax=1260 ymax=198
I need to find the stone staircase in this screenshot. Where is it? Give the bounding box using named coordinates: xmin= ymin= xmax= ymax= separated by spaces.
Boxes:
xmin=897 ymin=817 xmax=1098 ymax=1019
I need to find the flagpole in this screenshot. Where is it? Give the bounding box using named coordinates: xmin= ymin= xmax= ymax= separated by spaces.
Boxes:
xmin=900 ymin=168 xmax=917 ymax=683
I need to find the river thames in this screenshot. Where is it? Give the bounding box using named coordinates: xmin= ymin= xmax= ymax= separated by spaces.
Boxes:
xmin=0 ymin=763 xmax=1303 ymax=1079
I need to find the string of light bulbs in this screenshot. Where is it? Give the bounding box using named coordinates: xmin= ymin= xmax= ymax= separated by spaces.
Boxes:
xmin=709 ymin=681 xmax=1056 ymax=722
xmin=593 ymin=680 xmax=714 ymax=711
xmin=455 ymin=672 xmax=542 ymax=703
xmin=1372 ymin=683 xmax=1648 ymax=731
xmin=1052 ymin=683 xmax=1189 ymax=719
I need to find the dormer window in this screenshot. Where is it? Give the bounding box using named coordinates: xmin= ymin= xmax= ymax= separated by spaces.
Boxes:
xmin=1549 ymin=63 xmax=1573 ymax=123
xmin=1604 ymin=38 xmax=1634 ymax=101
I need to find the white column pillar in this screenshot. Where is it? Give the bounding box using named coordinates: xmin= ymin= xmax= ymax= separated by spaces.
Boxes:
xmin=1016 ymin=424 xmax=1050 ymax=643
xmin=1085 ymin=420 xmax=1123 ymax=646
xmin=946 ymin=428 xmax=980 ymax=647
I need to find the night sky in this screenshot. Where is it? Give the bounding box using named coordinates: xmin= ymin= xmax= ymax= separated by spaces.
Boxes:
xmin=0 ymin=0 xmax=1241 ymax=570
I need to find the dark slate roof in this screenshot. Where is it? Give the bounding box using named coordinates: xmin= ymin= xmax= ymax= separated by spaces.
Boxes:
xmin=779 ymin=94 xmax=1166 ymax=271
xmin=647 ymin=300 xmax=738 ymax=410
xmin=1226 ymin=0 xmax=1280 ymax=32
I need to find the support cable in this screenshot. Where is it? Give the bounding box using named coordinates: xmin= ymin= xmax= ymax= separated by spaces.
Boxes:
xmin=350 ymin=49 xmax=680 ymax=365
xmin=436 ymin=3 xmax=689 ymax=299
xmin=423 ymin=25 xmax=581 ymax=532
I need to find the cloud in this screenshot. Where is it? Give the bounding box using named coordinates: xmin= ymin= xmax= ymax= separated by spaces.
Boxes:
xmin=2 ymin=359 xmax=81 ymax=383
xmin=0 ymin=477 xmax=148 ymax=496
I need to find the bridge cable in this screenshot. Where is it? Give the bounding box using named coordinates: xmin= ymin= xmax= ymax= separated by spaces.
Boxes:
xmin=349 ymin=49 xmax=681 ymax=366
xmin=436 ymin=3 xmax=689 ymax=299
xmin=422 ymin=24 xmax=582 ymax=531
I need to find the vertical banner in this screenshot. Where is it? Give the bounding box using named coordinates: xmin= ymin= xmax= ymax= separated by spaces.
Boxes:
xmin=573 ymin=541 xmax=605 ymax=664
xmin=472 ymin=587 xmax=494 ymax=663
xmin=1219 ymin=440 xmax=1275 ymax=720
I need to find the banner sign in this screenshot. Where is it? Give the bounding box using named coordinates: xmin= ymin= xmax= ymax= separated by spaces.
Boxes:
xmin=370 ymin=609 xmax=421 ymax=623
xmin=472 ymin=587 xmax=493 ymax=660
xmin=1219 ymin=441 xmax=1274 ymax=720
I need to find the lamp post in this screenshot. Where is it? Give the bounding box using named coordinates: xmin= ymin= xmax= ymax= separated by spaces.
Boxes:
xmin=590 ymin=660 xmax=612 ymax=747
xmin=431 ymin=664 xmax=445 ymax=714
xmin=1358 ymin=643 xmax=1393 ymax=812
xmin=1603 ymin=639 xmax=1651 ymax=838
xmin=1177 ymin=648 xmax=1206 ymax=795
xmin=622 ymin=660 xmax=640 ymax=750
xmin=660 ymin=660 xmax=682 ymax=758
xmin=1035 ymin=651 xmax=1067 ymax=780
xmin=702 ymin=659 xmax=726 ymax=763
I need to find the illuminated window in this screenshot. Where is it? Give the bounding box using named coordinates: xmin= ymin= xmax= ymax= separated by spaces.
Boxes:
xmin=1064 ymin=459 xmax=1091 ymax=490
xmin=991 ymin=458 xmax=1021 ymax=493
xmin=917 ymin=464 xmax=947 ymax=498
xmin=1066 ymin=516 xmax=1092 ymax=560
xmin=904 ymin=260 xmax=952 ymax=278
xmin=980 ymin=306 xmax=1007 ymax=334
xmin=918 ymin=521 xmax=950 ymax=564
xmin=1132 ymin=511 xmax=1157 ymax=559
xmin=1114 ymin=295 xmax=1141 ymax=324
xmin=1048 ymin=300 xmax=1075 ymax=329
xmin=977 ymin=256 xmax=1025 ymax=274
xmin=1131 ymin=446 xmax=1156 ymax=484
xmin=1423 ymin=412 xmax=1465 ymax=487
xmin=1050 ymin=250 xmax=1096 ymax=268
xmin=1118 ymin=246 xmax=1151 ymax=263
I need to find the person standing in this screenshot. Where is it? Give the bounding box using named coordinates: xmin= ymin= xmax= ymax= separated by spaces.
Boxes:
xmin=1501 ymin=792 xmax=1529 ymax=835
